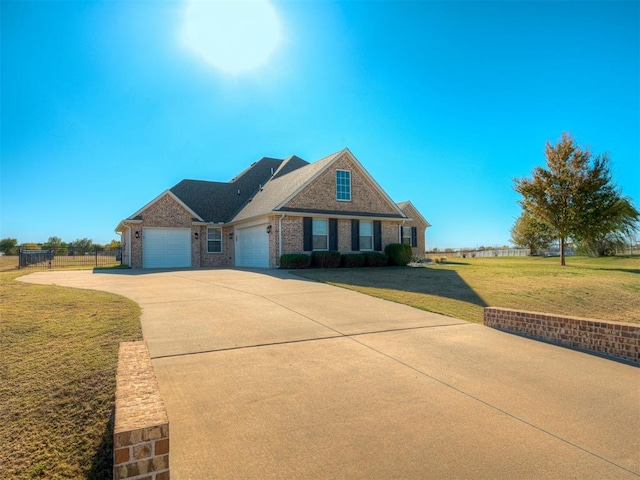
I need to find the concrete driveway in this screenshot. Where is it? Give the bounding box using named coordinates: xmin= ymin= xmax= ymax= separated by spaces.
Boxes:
xmin=21 ymin=268 xmax=640 ymax=479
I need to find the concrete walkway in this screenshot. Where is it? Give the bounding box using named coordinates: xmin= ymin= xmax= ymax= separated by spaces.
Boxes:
xmin=21 ymin=269 xmax=640 ymax=479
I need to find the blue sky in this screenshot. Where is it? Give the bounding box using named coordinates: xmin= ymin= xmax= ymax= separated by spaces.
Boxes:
xmin=2 ymin=0 xmax=638 ymax=249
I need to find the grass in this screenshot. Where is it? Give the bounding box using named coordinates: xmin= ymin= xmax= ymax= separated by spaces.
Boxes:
xmin=0 ymin=255 xmax=19 ymax=271
xmin=0 ymin=267 xmax=142 ymax=479
xmin=296 ymin=255 xmax=640 ymax=325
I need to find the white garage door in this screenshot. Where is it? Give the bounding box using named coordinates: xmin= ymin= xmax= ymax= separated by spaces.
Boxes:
xmin=142 ymin=228 xmax=191 ymax=268
xmin=236 ymin=224 xmax=269 ymax=268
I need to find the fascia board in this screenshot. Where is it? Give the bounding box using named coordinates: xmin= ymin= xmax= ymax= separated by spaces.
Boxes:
xmin=269 ymin=211 xmax=406 ymax=222
xmin=226 ymin=212 xmax=275 ymax=227
xmin=115 ymin=219 xmax=142 ymax=233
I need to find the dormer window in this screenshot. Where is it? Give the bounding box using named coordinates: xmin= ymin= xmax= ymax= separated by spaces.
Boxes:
xmin=336 ymin=170 xmax=351 ymax=201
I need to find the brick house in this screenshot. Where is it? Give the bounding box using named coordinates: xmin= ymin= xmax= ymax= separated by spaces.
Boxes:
xmin=115 ymin=148 xmax=430 ymax=269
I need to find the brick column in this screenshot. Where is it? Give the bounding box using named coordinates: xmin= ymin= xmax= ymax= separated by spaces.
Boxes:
xmin=114 ymin=342 xmax=169 ymax=480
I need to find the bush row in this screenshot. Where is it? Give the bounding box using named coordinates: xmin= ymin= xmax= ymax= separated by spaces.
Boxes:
xmin=280 ymin=244 xmax=412 ymax=269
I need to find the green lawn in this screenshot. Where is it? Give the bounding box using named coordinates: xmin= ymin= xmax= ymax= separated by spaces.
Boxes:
xmin=296 ymin=255 xmax=640 ymax=324
xmin=0 ymin=268 xmax=142 ymax=479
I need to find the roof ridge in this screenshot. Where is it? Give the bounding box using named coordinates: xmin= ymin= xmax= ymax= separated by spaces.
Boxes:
xmin=230 ymin=157 xmax=283 ymax=183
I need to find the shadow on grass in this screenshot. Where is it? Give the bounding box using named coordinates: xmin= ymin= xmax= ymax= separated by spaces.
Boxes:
xmin=607 ymin=268 xmax=640 ymax=275
xmin=88 ymin=408 xmax=114 ymax=480
xmin=297 ymin=266 xmax=488 ymax=308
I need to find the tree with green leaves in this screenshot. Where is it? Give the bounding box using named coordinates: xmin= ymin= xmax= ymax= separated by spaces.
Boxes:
xmin=574 ymin=197 xmax=639 ymax=256
xmin=43 ymin=236 xmax=68 ymax=255
xmin=70 ymin=238 xmax=93 ymax=255
xmin=0 ymin=238 xmax=18 ymax=255
xmin=514 ymin=133 xmax=636 ymax=265
xmin=106 ymin=240 xmax=121 ymax=249
xmin=510 ymin=211 xmax=554 ymax=255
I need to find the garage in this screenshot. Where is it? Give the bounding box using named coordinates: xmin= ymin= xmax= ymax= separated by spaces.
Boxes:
xmin=235 ymin=224 xmax=269 ymax=268
xmin=142 ymin=228 xmax=191 ymax=268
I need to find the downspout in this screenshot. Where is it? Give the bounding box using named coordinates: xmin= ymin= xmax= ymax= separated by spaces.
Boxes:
xmin=278 ymin=214 xmax=286 ymax=267
xmin=126 ymin=227 xmax=132 ymax=267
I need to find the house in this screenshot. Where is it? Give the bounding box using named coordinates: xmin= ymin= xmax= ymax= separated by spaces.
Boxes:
xmin=115 ymin=148 xmax=430 ymax=269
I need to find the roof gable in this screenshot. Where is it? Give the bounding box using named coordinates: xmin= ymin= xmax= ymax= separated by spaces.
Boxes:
xmin=277 ymin=148 xmax=407 ymax=218
xmin=232 ymin=148 xmax=409 ymax=223
xmin=397 ymin=201 xmax=430 ymax=227
xmin=128 ymin=190 xmax=203 ymax=222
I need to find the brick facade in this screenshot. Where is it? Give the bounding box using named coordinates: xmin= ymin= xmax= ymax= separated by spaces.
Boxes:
xmin=142 ymin=195 xmax=193 ymax=228
xmin=283 ymin=155 xmax=400 ymax=215
xmin=273 ymin=214 xmax=413 ymax=265
xmin=196 ymin=225 xmax=235 ymax=268
xmin=484 ymin=307 xmax=639 ymax=364
xmin=115 ymin=342 xmax=169 ymax=480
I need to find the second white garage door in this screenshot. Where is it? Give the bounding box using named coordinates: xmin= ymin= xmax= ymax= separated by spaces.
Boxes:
xmin=236 ymin=224 xmax=269 ymax=268
xmin=142 ymin=228 xmax=191 ymax=268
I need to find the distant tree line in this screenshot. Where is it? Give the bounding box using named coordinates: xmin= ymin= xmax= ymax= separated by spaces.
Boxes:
xmin=0 ymin=237 xmax=121 ymax=256
xmin=512 ymin=133 xmax=639 ymax=265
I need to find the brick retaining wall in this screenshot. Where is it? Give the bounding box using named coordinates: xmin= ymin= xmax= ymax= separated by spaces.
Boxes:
xmin=484 ymin=307 xmax=639 ymax=364
xmin=114 ymin=341 xmax=169 ymax=480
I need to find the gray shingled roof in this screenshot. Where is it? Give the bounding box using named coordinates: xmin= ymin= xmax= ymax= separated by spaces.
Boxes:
xmin=169 ymin=157 xmax=289 ymax=223
xmin=232 ymin=150 xmax=341 ymax=222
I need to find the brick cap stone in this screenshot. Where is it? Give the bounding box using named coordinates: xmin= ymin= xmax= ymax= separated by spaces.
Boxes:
xmin=115 ymin=341 xmax=169 ymax=434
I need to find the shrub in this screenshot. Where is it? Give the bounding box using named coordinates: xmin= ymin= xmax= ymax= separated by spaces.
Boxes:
xmin=341 ymin=253 xmax=366 ymax=268
xmin=364 ymin=251 xmax=388 ymax=267
xmin=311 ymin=251 xmax=341 ymax=268
xmin=280 ymin=253 xmax=311 ymax=269
xmin=385 ymin=243 xmax=412 ymax=266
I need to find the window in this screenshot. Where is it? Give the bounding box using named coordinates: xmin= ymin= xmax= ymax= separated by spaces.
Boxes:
xmin=352 ymin=219 xmax=381 ymax=251
xmin=336 ymin=170 xmax=351 ymax=201
xmin=359 ymin=221 xmax=373 ymax=251
xmin=207 ymin=227 xmax=222 ymax=253
xmin=401 ymin=226 xmax=417 ymax=247
xmin=402 ymin=226 xmax=412 ymax=245
xmin=312 ymin=219 xmax=328 ymax=250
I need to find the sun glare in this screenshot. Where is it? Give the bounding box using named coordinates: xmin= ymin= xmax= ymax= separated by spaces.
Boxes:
xmin=182 ymin=0 xmax=283 ymax=74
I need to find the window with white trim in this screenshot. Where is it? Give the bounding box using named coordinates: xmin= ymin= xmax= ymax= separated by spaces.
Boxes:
xmin=312 ymin=219 xmax=328 ymax=250
xmin=359 ymin=221 xmax=373 ymax=251
xmin=401 ymin=226 xmax=413 ymax=246
xmin=207 ymin=227 xmax=222 ymax=253
xmin=336 ymin=170 xmax=351 ymax=201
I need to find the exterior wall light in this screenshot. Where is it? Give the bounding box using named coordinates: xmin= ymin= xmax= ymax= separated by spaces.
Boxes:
xmin=135 ymin=231 xmax=140 ymax=239
xmin=266 ymin=225 xmax=272 ymax=234
xmin=194 ymin=232 xmax=199 ymax=240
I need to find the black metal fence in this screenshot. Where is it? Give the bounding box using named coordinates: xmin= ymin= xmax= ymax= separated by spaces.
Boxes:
xmin=18 ymin=247 xmax=122 ymax=269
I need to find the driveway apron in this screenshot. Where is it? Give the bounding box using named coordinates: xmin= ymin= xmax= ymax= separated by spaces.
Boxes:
xmin=21 ymin=269 xmax=640 ymax=479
